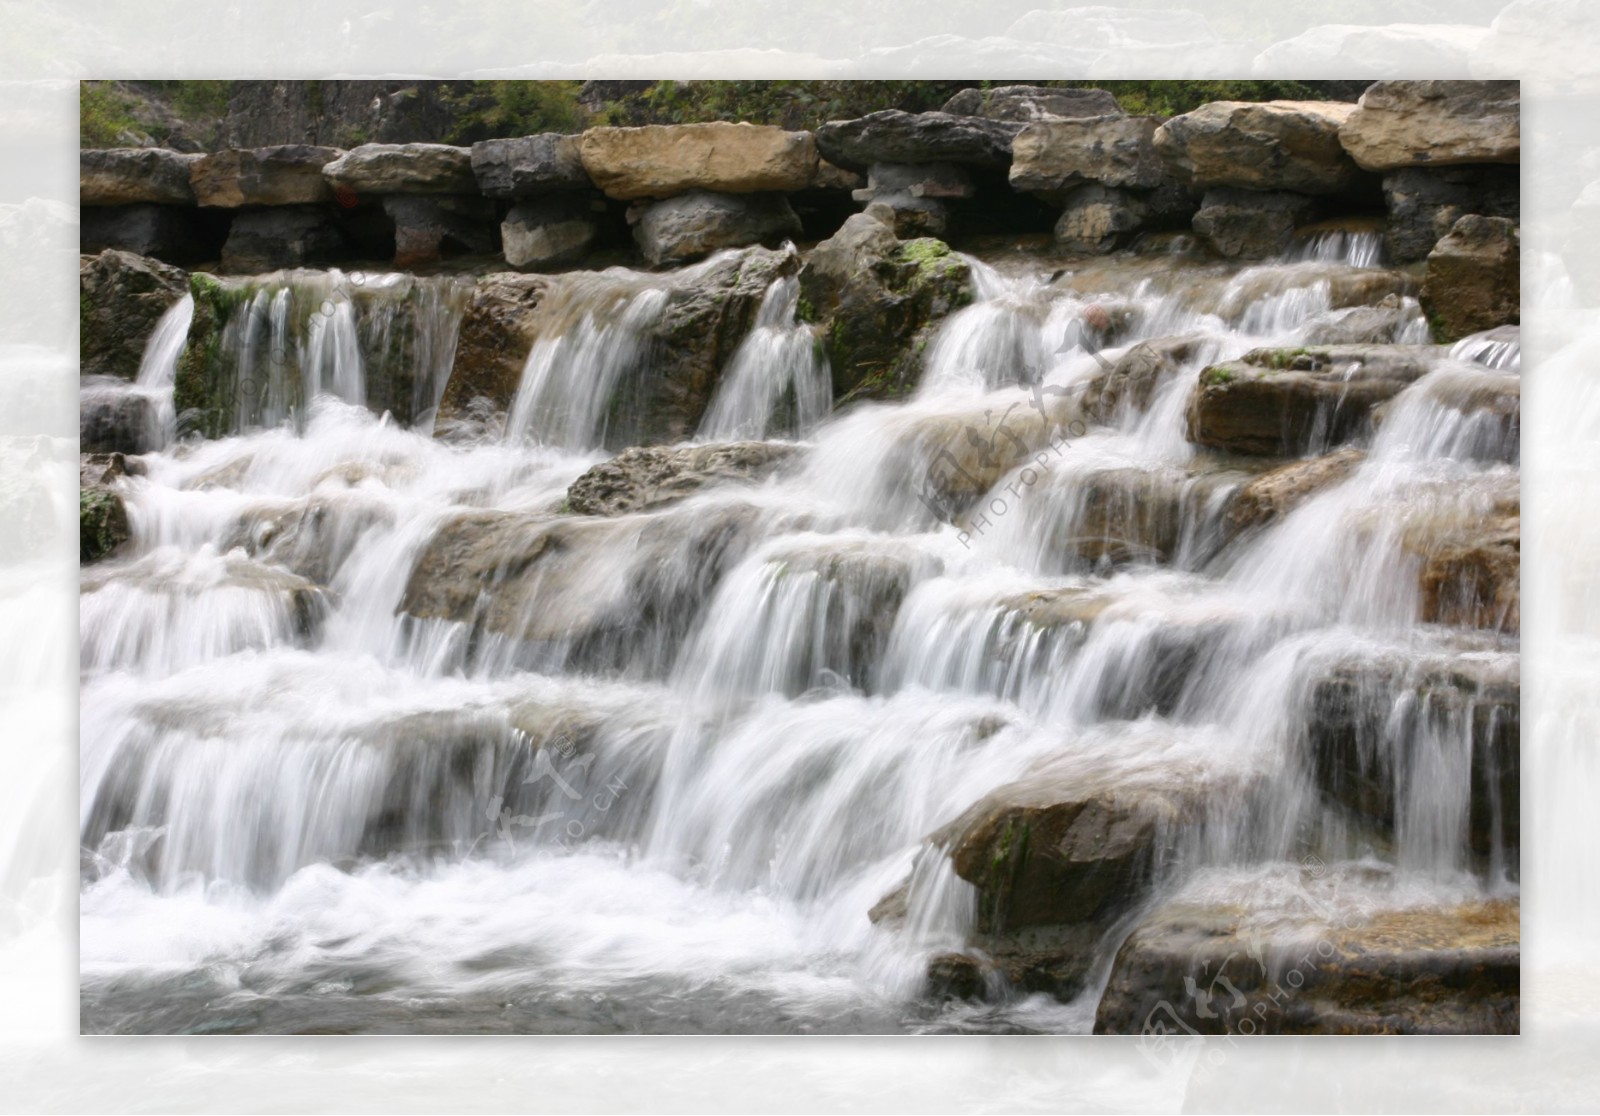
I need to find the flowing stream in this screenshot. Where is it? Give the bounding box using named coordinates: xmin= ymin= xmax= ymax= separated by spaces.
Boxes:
xmin=79 ymin=235 xmax=1519 ymax=1034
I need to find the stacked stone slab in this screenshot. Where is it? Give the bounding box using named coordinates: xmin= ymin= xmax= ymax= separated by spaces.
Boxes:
xmin=80 ymin=148 xmax=213 ymax=264
xmin=578 ymin=123 xmax=813 ymax=266
xmin=321 ymin=143 xmax=491 ymax=268
xmin=1338 ymin=81 xmax=1521 ymax=265
xmin=1009 ymin=113 xmax=1197 ymax=253
xmin=472 ymin=134 xmax=602 ymax=270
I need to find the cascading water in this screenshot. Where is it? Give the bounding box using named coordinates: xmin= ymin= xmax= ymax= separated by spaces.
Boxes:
xmin=80 ymin=229 xmax=1518 ymax=1034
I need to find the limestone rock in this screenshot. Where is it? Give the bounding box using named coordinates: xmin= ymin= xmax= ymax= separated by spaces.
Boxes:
xmin=322 ymin=143 xmax=477 ymax=195
xmin=382 ymin=195 xmax=497 ymax=268
xmin=579 ymin=123 xmax=817 ymax=200
xmin=631 ymin=190 xmax=802 ymax=267
xmin=435 ymin=273 xmax=552 ymax=431
xmin=1154 ymin=100 xmax=1359 ymax=195
xmin=1382 ymin=166 xmax=1519 ymax=263
xmin=189 ymin=146 xmax=342 ymax=207
xmin=501 ymin=196 xmax=598 ymax=270
xmin=1339 ymin=81 xmax=1520 ymax=172
xmin=220 ymin=206 xmax=346 ymax=273
xmin=814 ymin=110 xmax=1021 ymax=172
xmin=565 ymin=441 xmax=799 ymax=517
xmin=1010 ymin=116 xmax=1167 ymax=195
xmin=1095 ymin=898 xmax=1519 ymax=1034
xmin=1054 ymin=185 xmax=1150 ymax=253
xmin=1416 ymin=510 xmax=1521 ymax=634
xmin=1192 ymin=187 xmax=1317 ymax=258
xmin=81 ymin=148 xmax=201 ymax=206
xmin=79 ymin=249 xmax=188 ymax=381
xmin=942 ymin=85 xmax=1123 ymax=122
xmin=1420 ymin=215 xmax=1520 ymax=343
xmin=1188 ymin=344 xmax=1439 ymax=456
xmin=471 ymin=134 xmax=591 ymax=197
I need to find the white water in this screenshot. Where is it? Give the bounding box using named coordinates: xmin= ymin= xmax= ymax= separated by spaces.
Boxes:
xmin=80 ymin=232 xmax=1518 ymax=1034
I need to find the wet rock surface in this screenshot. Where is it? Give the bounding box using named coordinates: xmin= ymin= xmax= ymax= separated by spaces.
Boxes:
xmin=1188 ymin=344 xmax=1440 ymax=456
xmin=565 ymin=441 xmax=799 ymax=517
xmin=1095 ymin=898 xmax=1519 ymax=1035
xmin=80 ymin=454 xmax=133 ymax=565
xmin=1421 ymin=214 xmax=1520 ymax=343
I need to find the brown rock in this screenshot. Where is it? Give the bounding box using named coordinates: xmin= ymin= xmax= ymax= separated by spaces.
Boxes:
xmin=1010 ymin=116 xmax=1167 ymax=195
xmin=1154 ymin=100 xmax=1360 ymax=195
xmin=1225 ymin=448 xmax=1366 ymax=534
xmin=189 ymin=145 xmax=342 ymax=207
xmin=1339 ymin=80 xmax=1520 ymax=172
xmin=578 ymin=123 xmax=818 ymax=200
xmin=1420 ymin=214 xmax=1520 ymax=343
xmin=435 ymin=273 xmax=552 ymax=431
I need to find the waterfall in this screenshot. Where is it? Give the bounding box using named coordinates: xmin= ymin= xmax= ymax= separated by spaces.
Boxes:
xmin=81 ymin=238 xmax=1518 ymax=1035
xmin=697 ymin=277 xmax=831 ymax=441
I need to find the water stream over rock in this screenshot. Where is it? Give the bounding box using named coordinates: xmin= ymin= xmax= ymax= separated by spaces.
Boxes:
xmin=79 ymin=232 xmax=1519 ymax=1034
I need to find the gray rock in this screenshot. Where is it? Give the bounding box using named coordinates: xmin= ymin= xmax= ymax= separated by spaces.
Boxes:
xmin=471 ymin=134 xmax=591 ymax=198
xmin=1010 ymin=116 xmax=1167 ymax=195
xmin=942 ymin=85 xmax=1123 ymax=122
xmin=81 ymin=148 xmax=201 ymax=206
xmin=857 ymin=162 xmax=974 ymax=201
xmin=383 ymin=195 xmax=497 ymax=268
xmin=79 ymin=249 xmax=188 ymax=381
xmin=322 ymin=143 xmax=477 ymax=196
xmin=565 ymin=441 xmax=799 ymax=517
xmin=1339 ymin=81 xmax=1520 ymax=171
xmin=1421 ymin=215 xmax=1520 ymax=343
xmin=863 ymin=196 xmax=950 ymax=239
xmin=631 ymin=190 xmax=802 ymax=267
xmin=189 ymin=145 xmax=342 ymax=207
xmin=1154 ymin=100 xmax=1360 ymax=195
xmin=814 ymin=110 xmax=1022 ymax=172
xmin=80 ymin=204 xmax=211 ymax=265
xmin=80 ymin=455 xmax=131 ymax=565
xmin=1192 ymin=187 xmax=1317 ymax=258
xmin=1384 ymin=166 xmax=1520 ymax=263
xmin=1054 ymin=184 xmax=1150 ymax=253
xmin=501 ymin=196 xmax=598 ymax=270
xmin=220 ymin=206 xmax=346 ymax=273
xmin=80 ymin=381 xmax=160 ymax=455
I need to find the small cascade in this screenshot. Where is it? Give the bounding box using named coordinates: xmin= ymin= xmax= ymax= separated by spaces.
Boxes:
xmin=697 ymin=276 xmax=831 ymax=441
xmin=181 ymin=270 xmax=473 ymax=436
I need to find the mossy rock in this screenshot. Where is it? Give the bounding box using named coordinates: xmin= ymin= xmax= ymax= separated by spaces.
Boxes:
xmin=80 ymin=486 xmax=130 ymax=564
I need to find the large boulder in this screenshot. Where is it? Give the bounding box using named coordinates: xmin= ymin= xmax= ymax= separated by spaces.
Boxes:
xmin=81 ymin=148 xmax=201 ymax=206
xmin=942 ymin=85 xmax=1123 ymax=122
xmin=1154 ymin=100 xmax=1360 ymax=195
xmin=434 ymin=273 xmax=551 ymax=432
xmin=79 ymin=249 xmax=188 ymax=381
xmin=565 ymin=442 xmax=800 ymax=517
xmin=80 ymin=204 xmax=212 ymax=265
xmin=578 ymin=123 xmax=817 ymax=200
xmin=189 ymin=146 xmax=342 ymax=207
xmin=383 ymin=195 xmax=497 ymax=268
xmin=1191 ymin=187 xmax=1317 ymax=258
xmin=1187 ymin=344 xmax=1439 ymax=456
xmin=1420 ymin=215 xmax=1520 ymax=343
xmin=631 ymin=190 xmax=802 ymax=267
xmin=1094 ymin=898 xmax=1519 ymax=1034
xmin=471 ymin=134 xmax=591 ymax=197
xmin=1307 ymin=649 xmax=1519 ymax=858
xmin=321 ymin=143 xmax=477 ymax=195
xmin=1382 ymin=166 xmax=1519 ymax=263
xmin=1010 ymin=116 xmax=1167 ymax=195
xmin=501 ymin=196 xmax=598 ymax=270
xmin=814 ymin=110 xmax=1021 ymax=172
xmin=1338 ymin=81 xmax=1520 ymax=172
xmin=797 ymin=215 xmax=973 ymax=400
xmin=219 ymin=206 xmax=346 ymax=273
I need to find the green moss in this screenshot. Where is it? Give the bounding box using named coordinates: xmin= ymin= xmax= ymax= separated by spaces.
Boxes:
xmin=897 ymin=238 xmax=951 ymax=265
xmin=1201 ymin=365 xmax=1237 ymax=387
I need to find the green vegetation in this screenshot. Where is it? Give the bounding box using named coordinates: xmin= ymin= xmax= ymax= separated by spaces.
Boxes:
xmin=1072 ymin=81 xmax=1331 ymax=118
xmin=80 ymin=82 xmax=141 ymax=146
xmin=79 ymin=487 xmax=129 ymax=564
xmin=1201 ymin=365 xmax=1238 ymax=387
xmin=441 ymin=81 xmax=589 ymax=143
